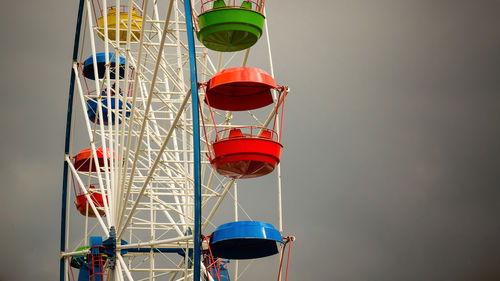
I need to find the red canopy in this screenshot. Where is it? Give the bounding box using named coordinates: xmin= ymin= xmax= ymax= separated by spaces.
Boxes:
xmin=205 ymin=67 xmax=277 ymax=111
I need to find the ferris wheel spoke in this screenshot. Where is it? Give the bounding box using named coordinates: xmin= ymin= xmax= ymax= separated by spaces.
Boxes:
xmin=119 ymin=159 xmax=185 ymax=225
xmin=124 ymin=91 xmax=190 ymax=173
xmin=155 ymin=203 xmax=186 ymax=236
xmin=135 ymin=270 xmax=175 ymax=281
xmin=61 ymin=248 xmax=90 ymax=259
xmin=124 ymin=72 xmax=185 ymax=201
xmin=201 ymin=179 xmax=234 ymax=231
xmin=118 ymin=0 xmax=152 ymax=192
xmin=117 ymin=254 xmax=135 ymax=281
xmin=147 ymin=195 xmax=192 ymax=221
xmin=119 ymin=235 xmax=192 ymax=249
xmin=122 ymin=195 xmax=190 ymax=231
xmin=137 ymin=48 xmax=188 ymax=91
xmin=119 ymin=92 xmax=191 ymax=239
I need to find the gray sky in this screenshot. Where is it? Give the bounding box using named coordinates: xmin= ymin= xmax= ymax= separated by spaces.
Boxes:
xmin=1 ymin=0 xmax=500 ymax=280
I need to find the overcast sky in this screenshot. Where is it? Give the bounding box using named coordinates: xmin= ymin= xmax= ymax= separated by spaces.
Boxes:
xmin=1 ymin=0 xmax=500 ymax=281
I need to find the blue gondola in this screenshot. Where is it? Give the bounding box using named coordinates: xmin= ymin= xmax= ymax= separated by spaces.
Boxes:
xmin=209 ymin=260 xmax=230 ymax=281
xmin=82 ymin=52 xmax=127 ymax=80
xmin=209 ymin=221 xmax=283 ymax=259
xmin=86 ymin=89 xmax=131 ymax=125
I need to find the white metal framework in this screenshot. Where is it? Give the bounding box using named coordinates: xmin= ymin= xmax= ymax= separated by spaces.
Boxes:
xmin=61 ymin=0 xmax=285 ymax=280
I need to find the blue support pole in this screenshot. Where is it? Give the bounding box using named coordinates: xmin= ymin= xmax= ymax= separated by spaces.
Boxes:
xmin=126 ymin=248 xmax=189 ymax=255
xmin=60 ymin=0 xmax=85 ymax=280
xmin=182 ymin=1 xmax=202 ymax=280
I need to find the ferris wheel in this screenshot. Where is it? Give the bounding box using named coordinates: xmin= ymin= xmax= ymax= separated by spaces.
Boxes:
xmin=59 ymin=1 xmax=294 ymax=281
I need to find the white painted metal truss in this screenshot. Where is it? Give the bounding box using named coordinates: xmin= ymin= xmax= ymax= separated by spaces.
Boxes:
xmin=62 ymin=0 xmax=285 ymax=280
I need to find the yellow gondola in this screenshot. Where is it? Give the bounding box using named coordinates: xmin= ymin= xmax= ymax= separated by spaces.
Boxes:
xmin=97 ymin=7 xmax=142 ymax=43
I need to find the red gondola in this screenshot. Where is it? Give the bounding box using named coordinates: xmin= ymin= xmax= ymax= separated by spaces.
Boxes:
xmin=75 ymin=185 xmax=107 ymax=217
xmin=74 ymin=147 xmax=115 ymax=172
xmin=209 ymin=127 xmax=282 ymax=179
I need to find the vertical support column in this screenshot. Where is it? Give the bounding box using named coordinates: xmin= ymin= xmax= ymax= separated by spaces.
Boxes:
xmin=183 ymin=1 xmax=202 ymax=281
xmin=60 ymin=0 xmax=86 ymax=280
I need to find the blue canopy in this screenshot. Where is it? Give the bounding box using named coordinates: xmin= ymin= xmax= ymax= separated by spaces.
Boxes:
xmin=210 ymin=221 xmax=283 ymax=259
xmin=82 ymin=53 xmax=127 ymax=80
